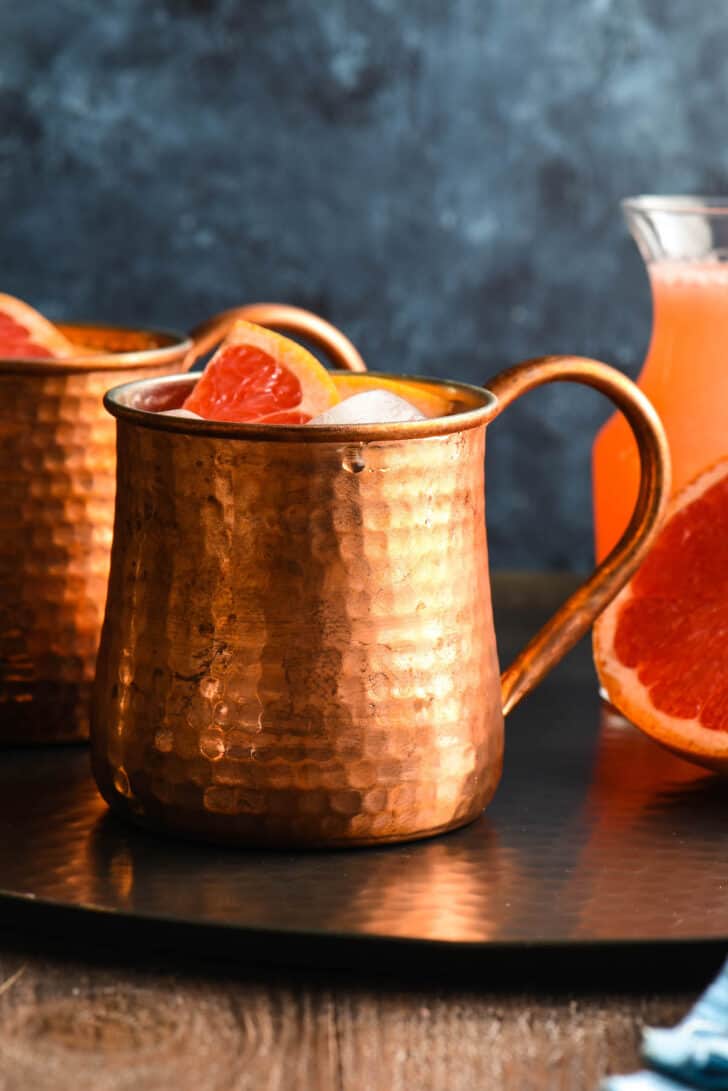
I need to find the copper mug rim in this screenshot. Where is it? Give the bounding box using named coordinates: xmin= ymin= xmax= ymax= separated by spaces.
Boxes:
xmin=0 ymin=321 xmax=193 ymax=375
xmin=103 ymin=370 xmax=499 ymax=443
xmin=0 ymin=303 xmax=368 ymax=380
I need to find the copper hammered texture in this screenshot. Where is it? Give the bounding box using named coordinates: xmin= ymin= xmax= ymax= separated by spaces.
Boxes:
xmin=0 ymin=579 xmax=726 ymax=951
xmin=91 ymin=421 xmax=504 ymax=846
xmin=0 ymin=331 xmax=187 ymax=744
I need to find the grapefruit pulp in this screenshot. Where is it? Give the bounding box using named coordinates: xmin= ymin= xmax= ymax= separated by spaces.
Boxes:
xmin=594 ymin=458 xmax=728 ymax=772
xmin=183 ymin=320 xmax=339 ymax=423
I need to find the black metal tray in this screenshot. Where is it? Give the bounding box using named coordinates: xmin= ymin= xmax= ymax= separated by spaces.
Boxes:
xmin=1 ymin=575 xmax=724 ymax=966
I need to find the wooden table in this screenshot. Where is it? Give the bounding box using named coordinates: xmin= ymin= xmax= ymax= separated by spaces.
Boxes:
xmin=0 ymin=945 xmax=696 ymax=1090
xmin=0 ymin=575 xmax=713 ymax=1090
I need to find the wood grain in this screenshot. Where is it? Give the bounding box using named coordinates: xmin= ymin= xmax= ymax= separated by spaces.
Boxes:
xmin=0 ymin=951 xmax=691 ymax=1091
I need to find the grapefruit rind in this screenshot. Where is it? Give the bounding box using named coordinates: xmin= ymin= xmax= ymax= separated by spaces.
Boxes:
xmin=593 ymin=457 xmax=728 ymax=773
xmin=0 ymin=292 xmax=78 ymax=359
xmin=185 ymin=319 xmax=339 ymax=423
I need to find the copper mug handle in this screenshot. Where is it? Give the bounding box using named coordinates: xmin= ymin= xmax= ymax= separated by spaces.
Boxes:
xmin=186 ymin=303 xmax=367 ymax=373
xmin=486 ymin=356 xmax=671 ymax=716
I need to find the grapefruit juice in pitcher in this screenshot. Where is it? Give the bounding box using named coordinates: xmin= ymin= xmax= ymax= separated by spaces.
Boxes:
xmin=594 ymin=197 xmax=728 ymax=561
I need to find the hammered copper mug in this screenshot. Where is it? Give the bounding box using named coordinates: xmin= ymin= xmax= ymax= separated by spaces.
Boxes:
xmin=1 ymin=306 xmax=364 ymax=744
xmin=91 ymin=354 xmax=669 ymax=846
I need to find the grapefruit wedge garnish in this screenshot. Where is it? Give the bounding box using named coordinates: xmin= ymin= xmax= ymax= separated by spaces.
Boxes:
xmin=594 ymin=458 xmax=728 ymax=772
xmin=0 ymin=292 xmax=78 ymax=360
xmin=183 ymin=320 xmax=339 ymax=424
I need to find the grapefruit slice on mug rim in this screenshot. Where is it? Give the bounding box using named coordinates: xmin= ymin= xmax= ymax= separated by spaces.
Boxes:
xmin=183 ymin=319 xmax=339 ymax=424
xmin=0 ymin=292 xmax=78 ymax=360
xmin=594 ymin=457 xmax=728 ymax=773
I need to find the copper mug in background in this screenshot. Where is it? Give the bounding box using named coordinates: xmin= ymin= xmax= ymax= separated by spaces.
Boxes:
xmin=1 ymin=305 xmax=364 ymax=745
xmin=91 ymin=353 xmax=670 ymax=846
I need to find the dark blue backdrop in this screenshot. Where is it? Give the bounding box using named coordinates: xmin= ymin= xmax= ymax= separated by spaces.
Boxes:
xmin=3 ymin=0 xmax=726 ymax=567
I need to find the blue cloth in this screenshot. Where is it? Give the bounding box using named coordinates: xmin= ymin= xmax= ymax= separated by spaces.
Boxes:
xmin=601 ymin=960 xmax=728 ymax=1090
xmin=641 ymin=959 xmax=728 ymax=1089
xmin=602 ymin=1074 xmax=693 ymax=1091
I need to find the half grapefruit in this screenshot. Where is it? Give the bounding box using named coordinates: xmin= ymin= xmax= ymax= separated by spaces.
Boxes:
xmin=594 ymin=458 xmax=728 ymax=772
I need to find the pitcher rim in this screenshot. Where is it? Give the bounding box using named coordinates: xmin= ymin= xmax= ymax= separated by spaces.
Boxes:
xmin=104 ymin=370 xmax=499 ymax=442
xmin=622 ymin=194 xmax=728 ymax=217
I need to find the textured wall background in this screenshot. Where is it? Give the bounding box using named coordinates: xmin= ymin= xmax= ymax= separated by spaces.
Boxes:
xmin=2 ymin=0 xmax=726 ymax=567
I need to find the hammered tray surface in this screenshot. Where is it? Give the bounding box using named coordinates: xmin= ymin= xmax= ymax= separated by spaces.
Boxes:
xmin=0 ymin=574 xmax=724 ymax=949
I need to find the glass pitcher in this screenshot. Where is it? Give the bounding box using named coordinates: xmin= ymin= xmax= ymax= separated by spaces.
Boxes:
xmin=593 ymin=196 xmax=728 ymax=561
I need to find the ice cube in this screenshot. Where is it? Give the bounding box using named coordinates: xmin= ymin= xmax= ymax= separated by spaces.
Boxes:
xmin=159 ymin=408 xmax=204 ymax=419
xmin=308 ymin=390 xmax=426 ymax=426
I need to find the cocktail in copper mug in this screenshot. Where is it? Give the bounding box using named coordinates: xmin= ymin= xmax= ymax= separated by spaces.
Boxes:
xmin=2 ymin=305 xmax=362 ymax=744
xmin=91 ymin=344 xmax=670 ymax=846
